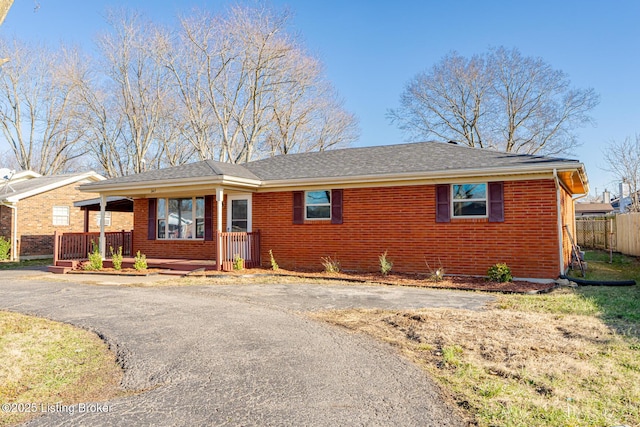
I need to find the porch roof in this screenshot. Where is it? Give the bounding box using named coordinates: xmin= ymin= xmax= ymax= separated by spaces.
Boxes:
xmin=74 ymin=196 xmax=134 ymax=212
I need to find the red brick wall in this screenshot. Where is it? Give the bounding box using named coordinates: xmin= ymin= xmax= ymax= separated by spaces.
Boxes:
xmin=86 ymin=211 xmax=133 ymax=233
xmin=253 ymin=179 xmax=562 ymax=279
xmin=14 ymin=182 xmax=133 ymax=257
xmin=128 ymin=179 xmax=566 ymax=279
xmin=132 ymin=197 xmax=217 ymax=260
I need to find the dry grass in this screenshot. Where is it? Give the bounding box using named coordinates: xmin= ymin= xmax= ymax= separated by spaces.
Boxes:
xmin=311 ymin=292 xmax=640 ymax=426
xmin=0 ymin=311 xmax=123 ymax=426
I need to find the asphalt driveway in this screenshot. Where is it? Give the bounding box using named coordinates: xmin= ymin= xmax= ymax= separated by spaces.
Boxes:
xmin=1 ymin=271 xmax=494 ymax=426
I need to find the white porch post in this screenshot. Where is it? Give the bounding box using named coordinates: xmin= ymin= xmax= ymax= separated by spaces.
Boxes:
xmin=99 ymin=194 xmax=107 ymax=259
xmin=216 ymin=188 xmax=224 ymax=233
xmin=216 ymin=188 xmax=224 ymax=271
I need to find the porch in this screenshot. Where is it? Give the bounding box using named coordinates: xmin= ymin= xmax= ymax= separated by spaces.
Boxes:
xmin=49 ymin=230 xmax=261 ymax=273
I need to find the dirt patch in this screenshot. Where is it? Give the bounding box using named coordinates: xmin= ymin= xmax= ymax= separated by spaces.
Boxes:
xmin=312 ymin=306 xmax=640 ymax=426
xmin=196 ymin=268 xmax=555 ymax=293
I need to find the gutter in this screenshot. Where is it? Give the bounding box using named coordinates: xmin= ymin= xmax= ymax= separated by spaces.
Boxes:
xmin=0 ymin=201 xmax=17 ymax=261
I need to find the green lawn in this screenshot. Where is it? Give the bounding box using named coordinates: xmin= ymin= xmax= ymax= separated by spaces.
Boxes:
xmin=568 ymin=250 xmax=640 ymax=282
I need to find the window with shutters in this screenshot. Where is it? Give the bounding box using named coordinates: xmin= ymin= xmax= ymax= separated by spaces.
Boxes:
xmin=305 ymin=190 xmax=331 ymax=220
xmin=452 ymin=184 xmax=487 ymax=218
xmin=156 ymin=197 xmax=204 ymax=239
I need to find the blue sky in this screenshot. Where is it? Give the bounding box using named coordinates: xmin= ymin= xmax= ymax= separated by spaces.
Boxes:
xmin=2 ymin=0 xmax=639 ymax=197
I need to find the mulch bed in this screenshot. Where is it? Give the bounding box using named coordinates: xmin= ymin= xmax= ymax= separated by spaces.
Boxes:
xmin=198 ymin=268 xmax=557 ymax=294
xmin=68 ymin=268 xmax=165 ymax=276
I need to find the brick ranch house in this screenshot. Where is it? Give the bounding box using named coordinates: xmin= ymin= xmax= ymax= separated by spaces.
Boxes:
xmin=0 ymin=170 xmax=133 ymax=260
xmin=79 ymin=141 xmax=588 ymax=279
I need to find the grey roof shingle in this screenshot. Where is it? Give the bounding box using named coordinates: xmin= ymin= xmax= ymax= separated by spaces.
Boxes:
xmin=90 ymin=160 xmax=261 ymax=186
xmin=81 ymin=141 xmax=582 ymax=189
xmin=0 ymin=173 xmax=92 ymax=201
xmin=244 ymin=141 xmax=580 ymax=181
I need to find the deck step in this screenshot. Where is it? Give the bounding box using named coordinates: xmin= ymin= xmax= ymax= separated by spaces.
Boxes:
xmin=48 ymin=265 xmax=72 ymax=274
xmin=56 ymin=260 xmax=78 ymax=268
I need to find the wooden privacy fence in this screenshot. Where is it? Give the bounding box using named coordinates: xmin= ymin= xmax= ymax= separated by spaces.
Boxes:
xmin=53 ymin=230 xmax=133 ymax=263
xmin=216 ymin=231 xmax=260 ymax=271
xmin=616 ymin=213 xmax=640 ymax=256
xmin=575 ymin=217 xmax=616 ymax=250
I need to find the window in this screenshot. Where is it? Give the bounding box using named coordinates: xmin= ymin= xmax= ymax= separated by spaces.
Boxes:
xmin=52 ymin=206 xmax=69 ymax=226
xmin=452 ymin=184 xmax=487 ymax=217
xmin=305 ymin=190 xmax=331 ymax=219
xmin=156 ymin=197 xmax=204 ymax=239
xmin=95 ymin=211 xmax=112 ymax=227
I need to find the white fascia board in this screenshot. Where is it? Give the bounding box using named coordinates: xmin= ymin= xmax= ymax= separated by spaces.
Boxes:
xmin=4 ymin=172 xmax=105 ymax=202
xmin=79 ymin=175 xmax=262 ymax=194
xmin=258 ymin=163 xmax=586 ymax=190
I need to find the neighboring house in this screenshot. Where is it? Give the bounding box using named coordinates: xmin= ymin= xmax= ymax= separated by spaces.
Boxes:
xmin=0 ymin=171 xmax=134 ymax=260
xmin=79 ymin=141 xmax=588 ymax=279
xmin=575 ymin=202 xmax=614 ymax=217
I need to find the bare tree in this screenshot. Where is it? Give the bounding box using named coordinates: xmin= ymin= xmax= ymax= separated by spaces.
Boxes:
xmin=173 ymin=5 xmax=358 ymax=163
xmin=0 ymin=38 xmax=86 ymax=174
xmin=389 ymin=47 xmax=599 ymax=155
xmin=603 ymin=135 xmax=640 ymax=212
xmin=77 ymin=10 xmax=187 ymax=177
xmin=389 ymin=52 xmax=490 ymax=148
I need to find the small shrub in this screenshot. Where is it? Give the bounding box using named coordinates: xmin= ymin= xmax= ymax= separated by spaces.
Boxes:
xmin=321 ymin=256 xmax=340 ymax=273
xmin=488 ymin=263 xmax=512 ymax=282
xmin=425 ymin=258 xmax=446 ymax=282
xmin=133 ymin=251 xmax=147 ymax=271
xmin=379 ymin=250 xmax=393 ymax=275
xmin=233 ymin=254 xmax=244 ymax=271
xmin=110 ymin=246 xmax=123 ymax=271
xmin=269 ymin=249 xmax=279 ymax=271
xmin=84 ymin=241 xmax=103 ymax=271
xmin=0 ymin=236 xmax=10 ymax=260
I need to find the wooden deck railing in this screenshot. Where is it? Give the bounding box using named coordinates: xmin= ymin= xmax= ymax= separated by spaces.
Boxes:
xmin=216 ymin=231 xmax=261 ymax=271
xmin=53 ymin=230 xmax=133 ymax=263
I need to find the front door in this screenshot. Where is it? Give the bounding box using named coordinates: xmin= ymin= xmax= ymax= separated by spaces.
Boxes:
xmin=227 ymin=194 xmax=252 ymax=232
xmin=226 ymin=194 xmax=253 ymax=264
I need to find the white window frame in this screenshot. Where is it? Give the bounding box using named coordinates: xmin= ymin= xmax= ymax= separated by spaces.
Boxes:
xmin=156 ymin=197 xmax=204 ymax=240
xmin=95 ymin=211 xmax=112 ymax=227
xmin=52 ymin=206 xmax=70 ymax=226
xmin=451 ymin=183 xmax=488 ymax=218
xmin=305 ymin=190 xmax=331 ymax=220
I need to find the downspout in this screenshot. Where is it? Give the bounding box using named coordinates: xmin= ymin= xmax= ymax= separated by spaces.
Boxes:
xmin=553 ymin=169 xmax=564 ymax=276
xmin=0 ymin=201 xmax=18 ymax=261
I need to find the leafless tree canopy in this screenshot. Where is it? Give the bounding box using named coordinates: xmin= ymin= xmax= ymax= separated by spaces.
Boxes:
xmin=0 ymin=4 xmax=359 ymax=176
xmin=603 ymin=135 xmax=640 ymax=212
xmin=389 ymin=47 xmax=599 ymax=156
xmin=0 ymin=39 xmax=86 ymax=174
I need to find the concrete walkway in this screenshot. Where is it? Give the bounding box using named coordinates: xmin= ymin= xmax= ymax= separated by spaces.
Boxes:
xmin=1 ymin=271 xmax=493 ymax=426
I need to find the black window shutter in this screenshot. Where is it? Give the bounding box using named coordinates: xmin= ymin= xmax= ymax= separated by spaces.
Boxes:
xmin=435 ymin=184 xmax=451 ymax=223
xmin=488 ymin=182 xmax=505 ymax=222
xmin=148 ymin=198 xmax=157 ymax=240
xmin=204 ymin=195 xmax=214 ymax=241
xmin=331 ymin=189 xmax=343 ymax=224
xmin=293 ymin=191 xmax=304 ymax=224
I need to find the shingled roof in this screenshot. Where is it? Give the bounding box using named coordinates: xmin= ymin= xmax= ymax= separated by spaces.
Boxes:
xmin=1 ymin=172 xmax=103 ymax=202
xmin=244 ymin=141 xmax=580 ymax=181
xmin=80 ymin=141 xmax=587 ymax=193
xmin=87 ymin=159 xmax=261 ymax=186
